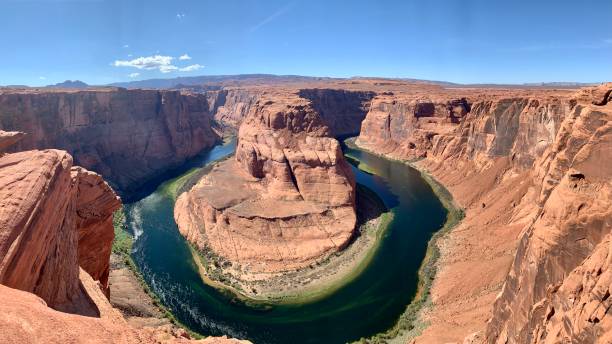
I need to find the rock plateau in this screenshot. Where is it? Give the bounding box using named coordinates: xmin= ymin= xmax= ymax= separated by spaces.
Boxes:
xmin=175 ymin=90 xmax=358 ymax=275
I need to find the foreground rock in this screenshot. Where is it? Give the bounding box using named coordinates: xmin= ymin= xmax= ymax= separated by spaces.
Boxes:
xmin=485 ymin=83 xmax=612 ymax=344
xmin=0 ymin=88 xmax=219 ymax=198
xmin=0 ymin=131 xmax=248 ymax=343
xmin=0 ymin=146 xmax=120 ymax=312
xmin=175 ymin=91 xmax=357 ymax=279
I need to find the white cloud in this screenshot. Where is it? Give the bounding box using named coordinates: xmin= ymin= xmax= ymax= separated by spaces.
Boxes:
xmin=127 ymin=54 xmax=133 ymax=57
xmin=179 ymin=64 xmax=203 ymax=72
xmin=39 ymin=76 xmax=46 ymax=80
xmin=113 ymin=54 xmax=203 ymax=74
xmin=176 ymin=13 xmax=185 ymax=19
xmin=114 ymin=55 xmax=175 ymax=71
xmin=160 ymin=65 xmax=179 ymax=73
xmin=123 ymin=44 xmax=129 ymax=48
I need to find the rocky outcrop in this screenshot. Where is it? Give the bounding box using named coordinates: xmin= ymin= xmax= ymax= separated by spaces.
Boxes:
xmin=0 ymin=130 xmax=248 ymax=343
xmin=485 ymin=84 xmax=612 ymax=343
xmin=0 ymin=88 xmax=219 ymax=198
xmin=73 ymin=167 xmax=122 ymax=297
xmin=355 ymin=84 xmax=610 ymax=343
xmin=0 ymin=275 xmax=249 ymax=343
xmin=175 ymin=92 xmax=357 ymax=274
xmin=0 ymin=142 xmax=120 ymax=311
xmin=0 ymin=130 xmax=25 ymax=153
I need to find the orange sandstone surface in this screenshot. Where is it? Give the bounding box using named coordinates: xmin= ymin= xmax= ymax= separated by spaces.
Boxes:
xmin=354 ymin=83 xmax=611 ymax=343
xmin=0 ymin=131 xmax=247 ymax=344
xmin=0 ymin=79 xmax=610 ymax=344
xmin=175 ymin=90 xmax=358 ymax=275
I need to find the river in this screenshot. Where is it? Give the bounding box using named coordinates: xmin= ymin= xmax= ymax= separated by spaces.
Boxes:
xmin=124 ymin=138 xmax=447 ymax=344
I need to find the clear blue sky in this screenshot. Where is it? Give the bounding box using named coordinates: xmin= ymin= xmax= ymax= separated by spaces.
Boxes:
xmin=1 ymin=0 xmax=611 ymax=86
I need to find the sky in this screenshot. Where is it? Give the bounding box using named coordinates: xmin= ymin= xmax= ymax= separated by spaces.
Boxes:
xmin=1 ymin=0 xmax=611 ymax=86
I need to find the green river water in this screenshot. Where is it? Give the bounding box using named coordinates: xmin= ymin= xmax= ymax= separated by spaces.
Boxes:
xmin=124 ymin=138 xmax=447 ymax=343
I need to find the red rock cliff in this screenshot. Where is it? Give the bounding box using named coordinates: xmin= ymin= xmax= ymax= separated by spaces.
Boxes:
xmin=0 ymin=131 xmax=248 ymax=343
xmin=0 ymin=88 xmax=219 ymax=198
xmin=484 ymin=84 xmax=612 ymax=343
xmin=175 ymin=91 xmax=357 ymax=274
xmin=355 ymin=84 xmax=610 ymax=343
xmin=0 ymin=130 xmax=121 ymax=311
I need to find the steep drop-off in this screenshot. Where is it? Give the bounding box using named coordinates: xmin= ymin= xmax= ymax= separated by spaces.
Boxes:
xmin=0 ymin=131 xmax=247 ymax=343
xmin=485 ymin=84 xmax=612 ymax=344
xmin=0 ymin=88 xmax=219 ymax=198
xmin=355 ymin=84 xmax=611 ymax=343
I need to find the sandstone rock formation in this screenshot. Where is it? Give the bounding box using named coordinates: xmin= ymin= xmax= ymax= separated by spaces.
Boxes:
xmin=297 ymin=88 xmax=374 ymax=136
xmin=0 ymin=131 xmax=248 ymax=343
xmin=485 ymin=84 xmax=612 ymax=344
xmin=0 ymin=146 xmax=119 ymax=312
xmin=205 ymin=87 xmax=374 ymax=137
xmin=74 ymin=166 xmax=123 ymax=297
xmin=0 ymin=130 xmax=24 ymax=153
xmin=205 ymin=88 xmax=264 ymax=128
xmin=0 ymin=88 xmax=219 ymax=198
xmin=354 ymin=84 xmax=611 ymax=343
xmin=357 ymin=94 xmax=470 ymax=159
xmin=175 ymin=91 xmax=357 ymax=274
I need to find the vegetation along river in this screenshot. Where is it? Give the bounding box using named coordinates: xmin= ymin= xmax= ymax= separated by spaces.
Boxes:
xmin=124 ymin=138 xmax=448 ymax=344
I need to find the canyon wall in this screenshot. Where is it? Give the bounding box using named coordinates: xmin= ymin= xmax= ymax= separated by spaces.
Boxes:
xmin=297 ymin=88 xmax=375 ymax=136
xmin=205 ymin=87 xmax=375 ymax=137
xmin=205 ymin=88 xmax=264 ymax=128
xmin=355 ymin=85 xmax=611 ymax=343
xmin=484 ymin=84 xmax=612 ymax=344
xmin=357 ymin=94 xmax=469 ymax=159
xmin=175 ymin=91 xmax=357 ymax=274
xmin=0 ymin=132 xmax=246 ymax=343
xmin=0 ymin=131 xmax=120 ymax=313
xmin=0 ymin=88 xmax=219 ymax=198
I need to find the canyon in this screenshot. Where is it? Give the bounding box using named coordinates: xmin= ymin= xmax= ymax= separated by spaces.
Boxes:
xmin=175 ymin=90 xmax=359 ymax=281
xmin=0 ymin=78 xmax=609 ymax=343
xmin=355 ymin=83 xmax=611 ymax=343
xmin=0 ymin=88 xmax=219 ymax=199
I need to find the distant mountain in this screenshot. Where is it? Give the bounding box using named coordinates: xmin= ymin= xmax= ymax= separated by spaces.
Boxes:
xmin=521 ymin=82 xmax=598 ymax=87
xmin=109 ymin=74 xmax=335 ymax=89
xmin=109 ymin=74 xmax=600 ymax=90
xmin=48 ymin=80 xmax=89 ymax=89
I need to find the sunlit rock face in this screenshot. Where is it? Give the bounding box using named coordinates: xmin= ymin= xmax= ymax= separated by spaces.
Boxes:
xmin=0 ymin=130 xmax=120 ymax=311
xmin=355 ymin=84 xmax=611 ymax=344
xmin=485 ymin=84 xmax=612 ymax=344
xmin=175 ymin=91 xmax=357 ymax=273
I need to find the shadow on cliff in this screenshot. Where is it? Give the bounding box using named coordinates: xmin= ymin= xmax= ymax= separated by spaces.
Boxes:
xmin=120 ymin=139 xmax=230 ymax=203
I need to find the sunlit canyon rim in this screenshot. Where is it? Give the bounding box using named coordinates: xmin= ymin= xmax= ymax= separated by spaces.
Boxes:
xmin=0 ymin=78 xmax=610 ymax=344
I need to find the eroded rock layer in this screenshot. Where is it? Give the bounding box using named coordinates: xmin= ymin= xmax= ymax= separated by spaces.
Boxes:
xmin=175 ymin=91 xmax=357 ymax=273
xmin=0 ymin=130 xmax=247 ymax=343
xmin=354 ymin=84 xmax=611 ymax=343
xmin=0 ymin=147 xmax=120 ymax=311
xmin=484 ymin=84 xmax=612 ymax=344
xmin=0 ymin=88 xmax=219 ymax=197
